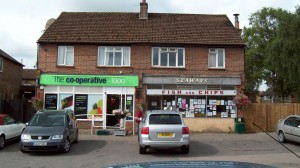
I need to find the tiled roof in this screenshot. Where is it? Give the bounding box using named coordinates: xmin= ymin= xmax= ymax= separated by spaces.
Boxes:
xmin=38 ymin=12 xmax=244 ymax=46
xmin=22 ymin=69 xmax=37 ymax=79
xmin=0 ymin=49 xmax=23 ymax=66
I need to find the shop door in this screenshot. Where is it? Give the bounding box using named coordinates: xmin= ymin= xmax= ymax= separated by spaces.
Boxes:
xmin=106 ymin=94 xmax=122 ymax=126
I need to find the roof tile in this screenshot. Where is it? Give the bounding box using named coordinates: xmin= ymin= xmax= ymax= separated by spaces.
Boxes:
xmin=38 ymin=12 xmax=244 ymax=45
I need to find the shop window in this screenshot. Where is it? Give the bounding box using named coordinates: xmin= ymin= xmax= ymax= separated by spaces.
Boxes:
xmin=57 ymin=46 xmax=74 ymax=66
xmin=98 ymin=46 xmax=130 ymax=66
xmin=152 ymin=47 xmax=185 ymax=68
xmin=148 ymin=96 xmax=161 ymax=111
xmin=206 ymin=97 xmax=236 ymax=118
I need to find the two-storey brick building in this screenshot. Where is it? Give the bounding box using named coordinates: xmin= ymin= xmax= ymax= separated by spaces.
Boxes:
xmin=37 ymin=0 xmax=245 ymax=133
xmin=0 ymin=49 xmax=23 ymax=100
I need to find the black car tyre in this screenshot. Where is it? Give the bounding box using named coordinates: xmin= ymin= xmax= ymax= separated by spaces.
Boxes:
xmin=181 ymin=145 xmax=189 ymax=154
xmin=139 ymin=145 xmax=146 ymax=154
xmin=0 ymin=135 xmax=5 ymax=149
xmin=278 ymin=131 xmax=286 ymax=143
xmin=62 ymin=138 xmax=71 ymax=153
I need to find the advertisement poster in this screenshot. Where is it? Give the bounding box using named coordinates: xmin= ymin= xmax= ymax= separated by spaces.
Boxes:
xmin=182 ymin=99 xmax=186 ymax=109
xmin=59 ymin=94 xmax=73 ymax=110
xmin=45 ymin=94 xmax=58 ymax=110
xmin=87 ymin=94 xmax=103 ymax=119
xmin=74 ymin=94 xmax=88 ymax=119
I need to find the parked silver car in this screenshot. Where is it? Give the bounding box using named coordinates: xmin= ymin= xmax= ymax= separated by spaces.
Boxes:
xmin=138 ymin=110 xmax=190 ymax=154
xmin=276 ymin=115 xmax=300 ymax=143
xmin=20 ymin=110 xmax=78 ymax=153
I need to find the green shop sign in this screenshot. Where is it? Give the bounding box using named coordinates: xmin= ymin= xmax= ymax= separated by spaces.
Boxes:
xmin=40 ymin=74 xmax=139 ymax=87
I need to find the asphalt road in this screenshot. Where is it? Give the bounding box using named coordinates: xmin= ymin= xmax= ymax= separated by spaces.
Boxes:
xmin=0 ymin=131 xmax=300 ymax=168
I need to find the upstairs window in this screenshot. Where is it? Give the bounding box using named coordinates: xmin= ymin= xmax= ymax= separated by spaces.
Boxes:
xmin=208 ymin=48 xmax=225 ymax=68
xmin=57 ymin=46 xmax=74 ymax=66
xmin=0 ymin=57 xmax=3 ymax=72
xmin=98 ymin=47 xmax=130 ymax=66
xmin=152 ymin=47 xmax=185 ymax=67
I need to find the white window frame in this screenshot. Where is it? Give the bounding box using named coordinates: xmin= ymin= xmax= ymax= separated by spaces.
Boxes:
xmin=0 ymin=57 xmax=3 ymax=72
xmin=208 ymin=48 xmax=225 ymax=68
xmin=97 ymin=46 xmax=130 ymax=66
xmin=57 ymin=46 xmax=74 ymax=66
xmin=152 ymin=47 xmax=185 ymax=68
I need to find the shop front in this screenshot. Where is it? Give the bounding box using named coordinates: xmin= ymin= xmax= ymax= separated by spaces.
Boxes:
xmin=39 ymin=74 xmax=139 ymax=132
xmin=144 ymin=76 xmax=241 ymax=132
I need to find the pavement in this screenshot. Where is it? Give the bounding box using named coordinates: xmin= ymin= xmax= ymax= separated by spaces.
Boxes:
xmin=0 ymin=130 xmax=300 ymax=168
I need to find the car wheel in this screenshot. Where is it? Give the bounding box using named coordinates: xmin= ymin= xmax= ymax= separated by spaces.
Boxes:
xmin=278 ymin=131 xmax=286 ymax=143
xmin=139 ymin=145 xmax=147 ymax=154
xmin=181 ymin=145 xmax=189 ymax=154
xmin=0 ymin=136 xmax=5 ymax=149
xmin=62 ymin=139 xmax=71 ymax=153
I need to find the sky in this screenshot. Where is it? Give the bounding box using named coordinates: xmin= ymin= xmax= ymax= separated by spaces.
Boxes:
xmin=0 ymin=0 xmax=299 ymax=91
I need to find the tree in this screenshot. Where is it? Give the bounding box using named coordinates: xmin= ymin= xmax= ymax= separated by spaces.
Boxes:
xmin=243 ymin=7 xmax=300 ymax=101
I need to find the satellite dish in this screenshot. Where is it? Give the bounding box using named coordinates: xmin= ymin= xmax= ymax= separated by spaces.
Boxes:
xmin=44 ymin=18 xmax=56 ymax=31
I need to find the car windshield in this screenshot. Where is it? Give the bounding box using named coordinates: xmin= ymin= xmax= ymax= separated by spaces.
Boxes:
xmin=149 ymin=114 xmax=182 ymax=125
xmin=29 ymin=113 xmax=66 ymax=126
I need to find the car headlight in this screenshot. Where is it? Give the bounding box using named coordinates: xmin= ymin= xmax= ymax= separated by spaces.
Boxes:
xmin=21 ymin=134 xmax=30 ymax=140
xmin=52 ymin=135 xmax=64 ymax=140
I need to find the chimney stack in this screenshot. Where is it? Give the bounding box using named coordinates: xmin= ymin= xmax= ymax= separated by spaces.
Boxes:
xmin=233 ymin=14 xmax=240 ymax=29
xmin=139 ymin=0 xmax=148 ymax=20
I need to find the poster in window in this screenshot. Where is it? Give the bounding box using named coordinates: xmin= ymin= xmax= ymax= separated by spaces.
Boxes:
xmin=59 ymin=94 xmax=73 ymax=110
xmin=87 ymin=94 xmax=103 ymax=119
xmin=221 ymin=112 xmax=228 ymax=117
xmin=45 ymin=94 xmax=57 ymax=110
xmin=75 ymin=94 xmax=88 ymax=119
xmin=182 ymin=99 xmax=186 ymax=109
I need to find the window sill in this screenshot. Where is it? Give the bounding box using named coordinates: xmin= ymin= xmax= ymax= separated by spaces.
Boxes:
xmin=96 ymin=66 xmax=133 ymax=68
xmin=56 ymin=65 xmax=75 ymax=68
xmin=151 ymin=66 xmax=185 ymax=69
xmin=208 ymin=67 xmax=226 ymax=70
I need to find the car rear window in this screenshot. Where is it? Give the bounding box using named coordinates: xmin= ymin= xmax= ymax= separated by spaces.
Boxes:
xmin=149 ymin=114 xmax=182 ymax=125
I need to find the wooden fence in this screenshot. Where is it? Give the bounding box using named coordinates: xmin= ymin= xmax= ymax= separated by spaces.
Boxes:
xmin=0 ymin=98 xmax=36 ymax=123
xmin=244 ymin=103 xmax=300 ymax=133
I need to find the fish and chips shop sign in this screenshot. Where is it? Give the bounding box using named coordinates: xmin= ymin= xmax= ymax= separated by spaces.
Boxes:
xmin=147 ymin=89 xmax=236 ymax=96
xmin=40 ymin=74 xmax=138 ymax=87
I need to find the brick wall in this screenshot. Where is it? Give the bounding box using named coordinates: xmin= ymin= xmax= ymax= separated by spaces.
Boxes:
xmin=38 ymin=44 xmax=244 ymax=78
xmin=0 ymin=58 xmax=23 ymax=99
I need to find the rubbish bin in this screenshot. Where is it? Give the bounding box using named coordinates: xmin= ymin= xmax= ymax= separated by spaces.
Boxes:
xmin=235 ymin=118 xmax=245 ymax=134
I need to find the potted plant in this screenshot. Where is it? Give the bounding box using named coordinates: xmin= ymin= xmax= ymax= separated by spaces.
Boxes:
xmin=31 ymin=97 xmax=43 ymax=111
xmin=233 ymin=93 xmax=251 ymax=133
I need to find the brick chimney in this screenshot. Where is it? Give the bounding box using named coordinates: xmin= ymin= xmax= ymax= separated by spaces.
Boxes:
xmin=139 ymin=0 xmax=148 ymax=20
xmin=233 ymin=14 xmax=240 ymax=29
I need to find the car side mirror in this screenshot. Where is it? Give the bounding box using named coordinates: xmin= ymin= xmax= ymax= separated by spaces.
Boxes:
xmin=25 ymin=122 xmax=29 ymax=126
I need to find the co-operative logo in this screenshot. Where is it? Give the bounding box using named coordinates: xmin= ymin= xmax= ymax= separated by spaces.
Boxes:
xmin=112 ymin=78 xmax=126 ymax=84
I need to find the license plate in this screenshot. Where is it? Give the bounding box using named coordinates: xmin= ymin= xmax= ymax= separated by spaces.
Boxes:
xmin=33 ymin=142 xmax=47 ymax=146
xmin=158 ymin=133 xmax=174 ymax=137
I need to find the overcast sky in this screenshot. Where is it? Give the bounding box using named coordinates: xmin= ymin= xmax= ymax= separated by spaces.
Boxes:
xmin=0 ymin=0 xmax=299 ymax=70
